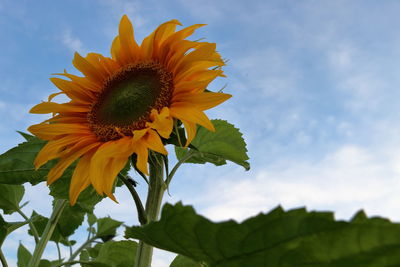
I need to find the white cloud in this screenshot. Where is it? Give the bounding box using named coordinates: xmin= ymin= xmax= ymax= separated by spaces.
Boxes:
xmin=192 ymin=144 xmax=400 ymax=222
xmin=61 ymin=30 xmax=84 ymax=53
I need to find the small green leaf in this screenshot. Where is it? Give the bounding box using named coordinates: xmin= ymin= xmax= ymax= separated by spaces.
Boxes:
xmin=170 ymin=255 xmax=206 ymax=267
xmin=96 ymin=217 xmax=122 ymax=240
xmin=87 ymin=243 xmax=103 ymax=258
xmin=175 ymin=120 xmax=249 ymax=170
xmin=88 ymin=213 xmax=97 ymax=226
xmin=0 ymin=184 xmax=24 ymax=214
xmin=38 ymin=259 xmax=52 ymax=267
xmin=0 ymin=214 xmax=30 ymax=246
xmin=17 ymin=243 xmax=32 ymax=267
xmin=93 ymin=240 xmax=137 ymax=267
xmin=126 ymin=202 xmax=400 ymax=267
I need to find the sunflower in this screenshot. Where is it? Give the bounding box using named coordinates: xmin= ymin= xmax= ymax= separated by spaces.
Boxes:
xmin=28 ymin=15 xmax=231 ymax=205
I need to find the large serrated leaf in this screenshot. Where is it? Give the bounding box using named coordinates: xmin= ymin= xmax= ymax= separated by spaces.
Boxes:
xmin=0 ymin=138 xmax=49 ymax=185
xmin=126 ymin=202 xmax=400 ymax=267
xmin=55 ymin=203 xmax=85 ymax=238
xmin=175 ymin=120 xmax=249 ymax=170
xmin=0 ymin=184 xmax=24 ymax=214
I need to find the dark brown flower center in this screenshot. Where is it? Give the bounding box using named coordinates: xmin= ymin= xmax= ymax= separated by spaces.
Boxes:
xmin=88 ymin=61 xmax=173 ymax=141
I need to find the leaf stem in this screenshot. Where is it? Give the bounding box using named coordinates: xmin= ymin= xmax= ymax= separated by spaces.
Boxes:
xmin=67 ymin=236 xmax=98 ymax=263
xmin=134 ymin=153 xmax=166 ymax=267
xmin=165 ymin=150 xmax=195 ymax=187
xmin=56 ymin=242 xmax=61 ymax=262
xmin=174 ymin=120 xmax=183 ymax=147
xmin=28 ymin=199 xmax=68 ymax=267
xmin=16 ymin=207 xmax=40 ymax=244
xmin=118 ymin=173 xmax=147 ymax=225
xmin=0 ymin=249 xmax=8 ymax=267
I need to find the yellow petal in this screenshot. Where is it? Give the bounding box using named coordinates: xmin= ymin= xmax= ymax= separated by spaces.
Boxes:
xmin=181 ymin=119 xmax=197 ymax=147
xmin=69 ymin=152 xmax=93 ymax=205
xmin=133 ymin=142 xmax=149 ymax=175
xmin=110 ymin=36 xmax=122 ymax=62
xmin=72 ymin=53 xmax=105 ymax=85
xmin=103 ymin=157 xmax=128 ymax=202
xmin=173 ymin=92 xmax=232 ymax=111
xmin=132 ymin=128 xmax=149 ymax=142
xmin=47 ymin=140 xmax=100 ymax=185
xmin=141 ymin=19 xmax=182 ymax=59
xmin=146 ymin=108 xmax=173 ymax=138
xmin=143 ymin=129 xmax=168 ymax=155
xmin=174 ymin=61 xmax=224 ymax=83
xmin=34 ymin=135 xmax=85 ymax=169
xmin=118 ymin=15 xmax=140 ymax=64
xmin=30 ymin=102 xmax=89 ymax=114
xmin=89 ymin=137 xmax=133 ymax=193
xmin=170 ymin=105 xmax=215 ymax=132
xmin=50 ymin=77 xmax=94 ymax=104
xmin=28 ymin=123 xmax=90 ymax=140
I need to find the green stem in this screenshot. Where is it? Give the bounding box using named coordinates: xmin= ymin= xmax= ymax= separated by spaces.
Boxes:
xmin=0 ymin=249 xmax=8 ymax=267
xmin=118 ymin=174 xmax=147 ymax=225
xmin=16 ymin=208 xmax=40 ymax=244
xmin=134 ymin=153 xmax=166 ymax=267
xmin=67 ymin=236 xmax=98 ymax=263
xmin=165 ymin=150 xmax=195 ymax=187
xmin=28 ymin=199 xmax=68 ymax=267
xmin=56 ymin=242 xmax=61 ymax=262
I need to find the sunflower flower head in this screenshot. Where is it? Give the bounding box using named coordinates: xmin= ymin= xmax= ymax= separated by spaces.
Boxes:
xmin=28 ymin=15 xmax=231 ymax=205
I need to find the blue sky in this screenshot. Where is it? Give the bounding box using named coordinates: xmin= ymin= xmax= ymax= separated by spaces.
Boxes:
xmin=2 ymin=0 xmax=400 ymax=266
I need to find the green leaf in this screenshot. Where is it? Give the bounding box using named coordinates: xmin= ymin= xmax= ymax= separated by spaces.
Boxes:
xmin=28 ymin=211 xmax=64 ymax=243
xmin=0 ymin=138 xmax=49 ymax=185
xmin=0 ymin=215 xmax=8 ymax=247
xmin=126 ymin=202 xmax=400 ymax=267
xmin=17 ymin=243 xmax=32 ymax=267
xmin=17 ymin=131 xmax=36 ymax=141
xmin=175 ymin=120 xmax=249 ymax=170
xmin=88 ymin=213 xmax=97 ymax=226
xmin=56 ymin=203 xmax=85 ymax=238
xmin=96 ymin=217 xmax=122 ymax=240
xmin=92 ymin=240 xmax=137 ymax=267
xmin=170 ymin=255 xmax=207 ymax=267
xmin=0 ymin=214 xmax=30 ymax=247
xmin=87 ymin=243 xmax=103 ymax=258
xmin=0 ymin=184 xmax=24 ymax=214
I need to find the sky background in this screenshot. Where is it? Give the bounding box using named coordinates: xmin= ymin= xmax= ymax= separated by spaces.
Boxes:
xmin=2 ymin=0 xmax=400 ymax=266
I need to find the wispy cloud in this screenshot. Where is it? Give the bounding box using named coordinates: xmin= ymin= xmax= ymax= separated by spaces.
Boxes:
xmin=61 ymin=30 xmax=84 ymax=53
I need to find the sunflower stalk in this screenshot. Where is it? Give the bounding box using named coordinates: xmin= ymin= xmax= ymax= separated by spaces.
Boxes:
xmin=28 ymin=199 xmax=68 ymax=267
xmin=134 ymin=152 xmax=166 ymax=267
